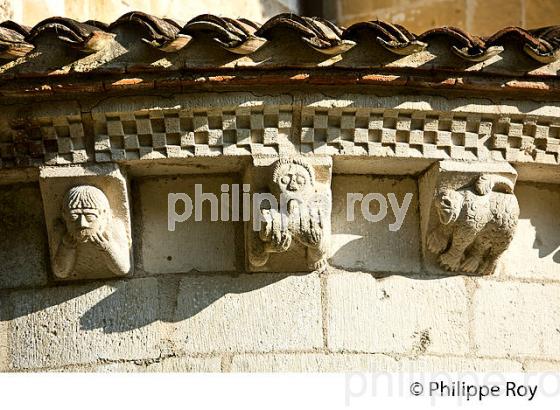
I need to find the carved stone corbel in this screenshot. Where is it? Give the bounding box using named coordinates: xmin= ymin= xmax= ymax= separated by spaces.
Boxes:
xmin=39 ymin=164 xmax=133 ymax=280
xmin=245 ymin=156 xmax=332 ymax=272
xmin=419 ymin=161 xmax=519 ymax=275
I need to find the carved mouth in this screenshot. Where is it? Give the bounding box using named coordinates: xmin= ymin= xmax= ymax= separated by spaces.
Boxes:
xmin=74 ymin=228 xmax=98 ymax=242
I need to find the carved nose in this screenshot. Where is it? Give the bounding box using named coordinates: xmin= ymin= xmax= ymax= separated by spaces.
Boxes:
xmin=78 ymin=215 xmax=90 ymax=228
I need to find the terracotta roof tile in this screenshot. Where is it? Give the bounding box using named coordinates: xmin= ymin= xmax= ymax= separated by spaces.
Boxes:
xmin=181 ymin=14 xmax=264 ymax=54
xmin=0 ymin=12 xmax=559 ymax=76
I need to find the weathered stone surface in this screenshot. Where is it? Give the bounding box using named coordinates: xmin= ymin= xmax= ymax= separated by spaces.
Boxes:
xmin=2 ymin=278 xmax=163 ymax=370
xmin=502 ymin=183 xmax=560 ymax=281
xmin=473 ymin=280 xmax=560 ymax=359
xmin=232 ymin=353 xmax=398 ymax=372
xmin=231 ymin=353 xmax=521 ymax=372
xmin=171 ymin=273 xmax=323 ymax=353
xmin=326 ymin=272 xmax=469 ymax=355
xmin=472 ymin=0 xmax=522 ymax=36
xmin=0 ymin=183 xmax=48 ymax=289
xmin=523 ymin=360 xmax=560 ymax=372
xmin=397 ymin=356 xmax=522 ymax=372
xmin=58 ymin=356 xmax=222 ymax=372
xmin=337 ymin=0 xmax=467 ymax=32
xmin=91 ymin=94 xmax=296 ymax=161
xmin=0 ymin=319 xmax=8 ymax=371
xmin=330 ymin=176 xmax=420 ymax=273
xmin=17 ymin=0 xmax=299 ymax=26
xmin=138 ymin=175 xmax=240 ymax=273
xmin=145 ymin=356 xmax=221 ymax=372
xmin=420 ymin=161 xmax=519 ymax=276
xmin=246 ymin=156 xmax=332 ymax=272
xmin=39 ymin=164 xmax=133 ymax=281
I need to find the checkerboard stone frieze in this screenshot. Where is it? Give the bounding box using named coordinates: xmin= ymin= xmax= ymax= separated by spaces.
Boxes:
xmin=2 ymin=104 xmax=560 ymax=168
xmin=92 ymin=106 xmax=294 ymax=162
xmin=0 ymin=115 xmax=88 ymax=169
xmin=299 ymin=107 xmax=560 ymax=164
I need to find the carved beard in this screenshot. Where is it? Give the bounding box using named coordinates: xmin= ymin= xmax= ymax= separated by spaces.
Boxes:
xmin=72 ymin=228 xmax=99 ymax=243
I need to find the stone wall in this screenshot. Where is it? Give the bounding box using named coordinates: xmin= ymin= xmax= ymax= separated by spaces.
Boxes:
xmin=3 ymin=0 xmax=559 ymax=35
xmin=332 ymin=0 xmax=560 ymax=35
xmin=1 ymin=88 xmax=559 ymax=372
xmin=1 ymin=179 xmax=558 ymax=372
xmin=1 ymin=0 xmax=300 ymax=25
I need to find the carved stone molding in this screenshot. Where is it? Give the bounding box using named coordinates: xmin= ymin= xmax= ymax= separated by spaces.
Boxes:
xmin=92 ymin=106 xmax=294 ymax=162
xmin=419 ymin=160 xmax=520 ymax=275
xmin=2 ymin=94 xmax=560 ymax=173
xmin=245 ymin=156 xmax=332 ymax=272
xmin=39 ymin=164 xmax=133 ymax=280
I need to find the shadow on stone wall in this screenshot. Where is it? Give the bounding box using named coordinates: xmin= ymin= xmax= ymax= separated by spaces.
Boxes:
xmin=1 ymin=180 xmax=560 ymax=337
xmin=0 ymin=272 xmax=298 ymax=334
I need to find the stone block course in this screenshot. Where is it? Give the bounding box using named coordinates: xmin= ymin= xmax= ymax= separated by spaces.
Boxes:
xmin=138 ymin=175 xmax=240 ymax=274
xmin=231 ymin=353 xmax=522 ymax=372
xmin=502 ymin=183 xmax=560 ymax=281
xmin=330 ymin=176 xmax=421 ymax=273
xmin=0 ymin=183 xmax=48 ymax=289
xmin=326 ymin=272 xmax=470 ymax=355
xmin=473 ymin=279 xmax=560 ymax=359
xmin=2 ymin=277 xmax=164 ymax=370
xmin=171 ymin=273 xmax=323 ymax=354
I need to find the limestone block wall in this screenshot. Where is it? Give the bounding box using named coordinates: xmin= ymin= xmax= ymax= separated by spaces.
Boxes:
xmin=333 ymin=0 xmax=560 ymax=35
xmin=1 ymin=167 xmax=559 ymax=371
xmin=0 ymin=0 xmax=300 ymax=25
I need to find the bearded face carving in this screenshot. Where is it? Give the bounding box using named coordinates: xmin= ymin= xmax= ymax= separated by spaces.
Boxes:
xmin=249 ymin=158 xmax=330 ymax=271
xmin=427 ymin=174 xmax=519 ymax=275
xmin=53 ymin=185 xmax=131 ymax=278
xmin=63 ymin=186 xmax=110 ymax=243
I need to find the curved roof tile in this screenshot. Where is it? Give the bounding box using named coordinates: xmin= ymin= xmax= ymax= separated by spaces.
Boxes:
xmin=0 ymin=21 xmax=33 ymax=59
xmin=344 ymin=20 xmax=426 ymax=55
xmin=181 ymin=14 xmax=265 ymax=54
xmin=0 ymin=12 xmax=558 ymax=67
xmin=109 ymin=11 xmax=189 ymax=52
xmin=256 ymin=13 xmax=355 ymax=55
xmin=27 ymin=17 xmax=114 ymax=53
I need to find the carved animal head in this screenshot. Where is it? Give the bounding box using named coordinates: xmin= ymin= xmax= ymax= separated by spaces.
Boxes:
xmin=474 ymin=174 xmax=515 ymax=195
xmin=271 ymin=158 xmax=315 ymax=199
xmin=435 ymin=189 xmax=464 ymax=225
xmin=62 ymin=185 xmax=111 ymax=241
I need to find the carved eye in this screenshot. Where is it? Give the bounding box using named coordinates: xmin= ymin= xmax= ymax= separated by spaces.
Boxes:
xmin=85 ymin=214 xmax=98 ymax=223
xmin=441 ymin=197 xmax=452 ymax=207
xmin=296 ymin=175 xmax=306 ymax=185
xmin=70 ymin=214 xmax=80 ymax=221
xmin=281 ymin=176 xmax=290 ymax=185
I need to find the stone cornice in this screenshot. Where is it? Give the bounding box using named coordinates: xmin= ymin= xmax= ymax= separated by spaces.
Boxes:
xmin=1 ymin=92 xmax=560 ymax=178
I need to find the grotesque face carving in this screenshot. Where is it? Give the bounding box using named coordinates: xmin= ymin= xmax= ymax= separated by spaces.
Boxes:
xmin=62 ymin=185 xmax=110 ymax=242
xmin=271 ymin=159 xmax=315 ymax=199
xmin=436 ymin=189 xmax=463 ymax=225
xmin=277 ymin=164 xmax=310 ymax=193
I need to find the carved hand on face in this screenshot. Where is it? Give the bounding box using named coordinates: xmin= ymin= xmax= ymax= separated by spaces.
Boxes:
xmin=436 ymin=190 xmax=463 ymax=225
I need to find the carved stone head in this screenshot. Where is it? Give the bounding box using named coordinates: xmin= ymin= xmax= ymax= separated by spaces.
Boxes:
xmin=271 ymin=158 xmax=315 ymax=200
xmin=435 ymin=189 xmax=463 ymax=225
xmin=62 ymin=185 xmax=111 ymax=241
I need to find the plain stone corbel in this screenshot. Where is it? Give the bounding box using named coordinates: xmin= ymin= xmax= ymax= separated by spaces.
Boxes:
xmin=245 ymin=156 xmax=332 ymax=272
xmin=39 ymin=163 xmax=133 ymax=280
xmin=419 ymin=160 xmax=520 ymax=275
